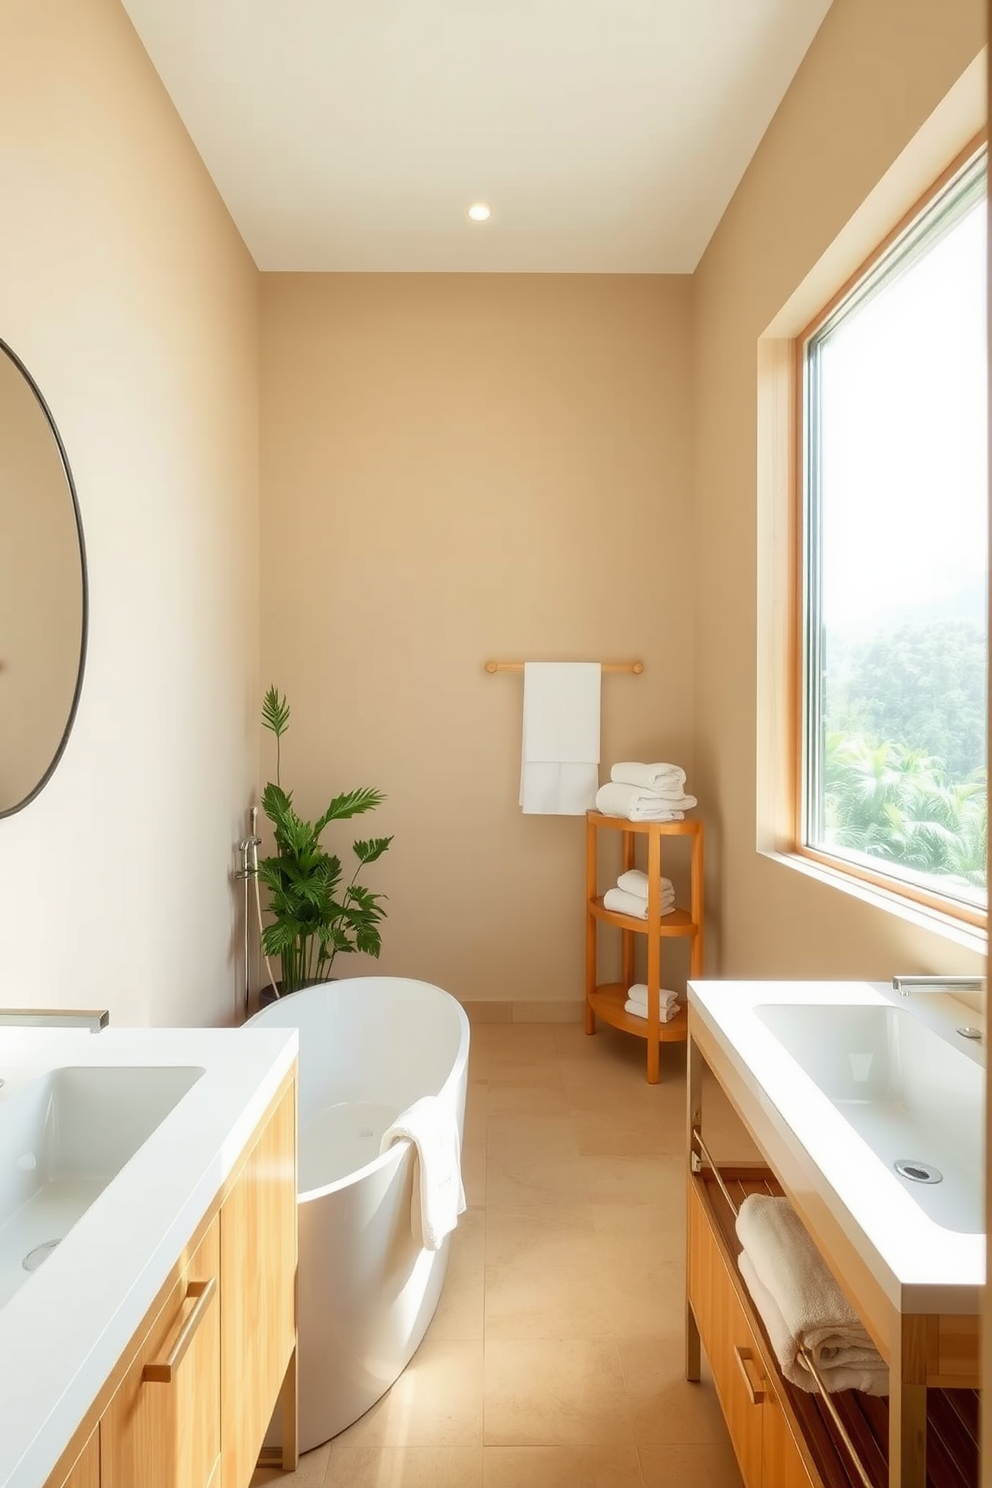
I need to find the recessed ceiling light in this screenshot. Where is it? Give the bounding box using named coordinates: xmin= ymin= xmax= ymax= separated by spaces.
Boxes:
xmin=467 ymin=202 xmax=492 ymax=223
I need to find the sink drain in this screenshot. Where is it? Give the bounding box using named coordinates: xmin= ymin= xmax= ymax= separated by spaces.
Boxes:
xmin=22 ymin=1238 xmax=61 ymax=1272
xmin=894 ymin=1159 xmax=943 ymax=1185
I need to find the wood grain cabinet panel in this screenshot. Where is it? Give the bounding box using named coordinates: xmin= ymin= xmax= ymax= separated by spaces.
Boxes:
xmin=762 ymin=1381 xmax=817 ymax=1488
xmin=55 ymin=1429 xmax=100 ymax=1488
xmin=101 ymin=1217 xmax=221 ymax=1488
xmin=220 ymin=1080 xmax=297 ymax=1488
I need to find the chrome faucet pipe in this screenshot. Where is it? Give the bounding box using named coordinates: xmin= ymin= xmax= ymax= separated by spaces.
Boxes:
xmin=892 ymin=975 xmax=985 ymax=996
xmin=0 ymin=1007 xmax=109 ymax=1032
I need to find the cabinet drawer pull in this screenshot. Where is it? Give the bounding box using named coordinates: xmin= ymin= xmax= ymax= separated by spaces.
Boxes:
xmin=143 ymin=1277 xmax=217 ymax=1384
xmin=733 ymin=1344 xmax=765 ymax=1405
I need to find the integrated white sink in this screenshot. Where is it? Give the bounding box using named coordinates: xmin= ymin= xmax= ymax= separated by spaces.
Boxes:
xmin=0 ymin=1064 xmax=203 ymax=1309
xmin=687 ymin=979 xmax=985 ymax=1314
xmin=754 ymin=1003 xmax=982 ymax=1236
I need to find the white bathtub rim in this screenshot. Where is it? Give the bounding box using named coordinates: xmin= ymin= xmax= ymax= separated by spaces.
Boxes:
xmin=246 ymin=975 xmax=471 ymax=1203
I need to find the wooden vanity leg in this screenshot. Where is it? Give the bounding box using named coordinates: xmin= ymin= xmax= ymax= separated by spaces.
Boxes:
xmin=685 ymin=1034 xmax=703 ymax=1381
xmin=585 ymin=814 xmax=597 ymax=1034
xmin=889 ymin=1318 xmax=927 ymax=1488
xmin=279 ymin=1345 xmax=299 ymax=1472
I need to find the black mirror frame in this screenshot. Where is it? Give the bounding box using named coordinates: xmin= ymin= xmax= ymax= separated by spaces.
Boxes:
xmin=0 ymin=337 xmax=89 ymax=818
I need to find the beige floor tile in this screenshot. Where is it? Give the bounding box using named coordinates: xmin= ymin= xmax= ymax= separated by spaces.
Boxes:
xmin=334 ymin=1339 xmax=484 ymax=1448
xmin=486 ymin=1154 xmax=588 ymax=1207
xmin=485 ymin=1253 xmax=683 ymax=1340
xmin=462 ymin=1143 xmax=488 ymax=1207
xmin=580 ymin=1155 xmax=683 ymax=1205
xmin=250 ymin=1443 xmax=329 ymax=1486
xmin=487 ymin=1113 xmax=581 ymax=1163
xmin=485 ymin=1057 xmax=566 ymax=1090
xmin=323 ymin=1446 xmax=484 ymax=1486
xmin=637 ymin=1443 xmax=743 ymax=1487
xmin=483 ymin=1445 xmax=645 ymax=1487
xmin=484 ymin=1336 xmax=635 ymax=1446
xmin=571 ymin=1111 xmax=672 ymax=1158
xmin=485 ymin=1202 xmax=595 ymax=1269
xmin=617 ymin=1333 xmax=732 ymax=1446
xmin=429 ymin=1209 xmax=485 ymax=1341
xmin=473 ymin=1024 xmax=559 ymax=1056
xmin=485 ymin=1083 xmax=571 ymax=1116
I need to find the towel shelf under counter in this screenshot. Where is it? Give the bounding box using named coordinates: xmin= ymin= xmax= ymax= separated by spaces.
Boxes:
xmin=584 ymin=812 xmax=703 ymax=1083
xmin=685 ymin=1032 xmax=980 ymax=1488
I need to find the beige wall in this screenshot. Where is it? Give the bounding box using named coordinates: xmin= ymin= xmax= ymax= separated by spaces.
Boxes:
xmin=260 ymin=274 xmax=694 ymax=1006
xmin=0 ymin=0 xmax=260 ymax=1026
xmin=692 ymin=0 xmax=987 ymax=982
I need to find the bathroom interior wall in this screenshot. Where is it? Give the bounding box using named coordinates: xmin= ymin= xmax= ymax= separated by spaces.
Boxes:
xmin=260 ymin=274 xmax=694 ymax=1007
xmin=0 ymin=0 xmax=260 ymax=1026
xmin=691 ymin=0 xmax=987 ymax=983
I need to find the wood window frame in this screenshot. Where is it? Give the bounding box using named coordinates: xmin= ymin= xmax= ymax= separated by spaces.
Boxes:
xmin=790 ymin=130 xmax=988 ymax=932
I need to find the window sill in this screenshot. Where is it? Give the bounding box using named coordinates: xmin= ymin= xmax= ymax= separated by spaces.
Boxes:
xmin=759 ymin=847 xmax=988 ymax=957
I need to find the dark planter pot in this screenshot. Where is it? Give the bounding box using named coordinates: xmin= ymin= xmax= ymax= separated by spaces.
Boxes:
xmin=257 ymin=977 xmax=334 ymax=1010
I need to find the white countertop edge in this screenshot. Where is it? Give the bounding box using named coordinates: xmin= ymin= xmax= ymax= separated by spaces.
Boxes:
xmin=687 ymin=980 xmax=985 ymax=1312
xmin=0 ymin=1027 xmax=298 ymax=1488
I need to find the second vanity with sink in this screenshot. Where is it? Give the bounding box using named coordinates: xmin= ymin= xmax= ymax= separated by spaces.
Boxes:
xmin=686 ymin=979 xmax=983 ymax=1488
xmin=0 ymin=1024 xmax=300 ymax=1488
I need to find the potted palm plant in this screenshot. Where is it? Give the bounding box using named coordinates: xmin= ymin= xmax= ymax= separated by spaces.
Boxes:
xmin=256 ymin=686 xmax=392 ymax=998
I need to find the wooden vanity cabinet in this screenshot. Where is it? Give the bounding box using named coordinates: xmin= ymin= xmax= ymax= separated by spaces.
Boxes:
xmin=41 ymin=1068 xmax=297 ymax=1488
xmin=53 ymin=1431 xmax=99 ymax=1488
xmin=102 ymin=1218 xmax=221 ymax=1488
xmin=688 ymin=1179 xmax=815 ymax=1488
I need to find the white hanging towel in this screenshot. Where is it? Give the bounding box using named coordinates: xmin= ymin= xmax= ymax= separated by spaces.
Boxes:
xmin=379 ymin=1096 xmax=467 ymax=1251
xmin=519 ymin=662 xmax=601 ymax=815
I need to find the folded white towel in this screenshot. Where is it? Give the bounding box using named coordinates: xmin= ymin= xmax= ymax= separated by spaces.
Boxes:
xmin=736 ymin=1194 xmax=884 ymax=1378
xmin=611 ymin=761 xmax=687 ymax=795
xmin=603 ymin=886 xmax=676 ymax=919
xmin=624 ymin=997 xmax=679 ymax=1023
xmin=595 ymin=782 xmax=695 ymax=821
xmin=520 ymin=663 xmax=601 ymax=816
xmin=379 ymin=1095 xmax=466 ymax=1251
xmin=617 ymin=869 xmax=674 ymax=899
xmin=737 ymin=1250 xmax=888 ymax=1396
xmin=627 ymin=984 xmax=679 ymax=1008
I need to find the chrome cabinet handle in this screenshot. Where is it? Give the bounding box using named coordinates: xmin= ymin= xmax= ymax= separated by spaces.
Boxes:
xmin=143 ymin=1277 xmax=217 ymax=1384
xmin=733 ymin=1344 xmax=765 ymax=1405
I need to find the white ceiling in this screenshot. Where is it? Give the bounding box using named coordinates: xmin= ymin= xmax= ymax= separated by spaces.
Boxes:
xmin=120 ymin=0 xmax=834 ymax=273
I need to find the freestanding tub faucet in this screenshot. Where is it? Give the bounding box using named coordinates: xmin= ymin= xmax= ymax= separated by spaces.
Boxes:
xmin=0 ymin=1007 xmax=109 ymax=1031
xmin=892 ymin=975 xmax=985 ymax=996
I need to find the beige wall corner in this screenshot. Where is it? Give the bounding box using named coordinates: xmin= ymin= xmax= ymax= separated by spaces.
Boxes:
xmin=692 ymin=0 xmax=987 ymax=981
xmin=0 ymin=0 xmax=260 ymax=1025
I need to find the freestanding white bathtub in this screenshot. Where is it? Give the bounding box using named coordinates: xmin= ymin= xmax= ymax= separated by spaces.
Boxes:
xmin=246 ymin=976 xmax=470 ymax=1450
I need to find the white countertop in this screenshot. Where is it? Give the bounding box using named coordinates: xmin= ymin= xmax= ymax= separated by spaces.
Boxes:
xmin=0 ymin=1024 xmax=298 ymax=1488
xmin=687 ymin=978 xmax=985 ymax=1315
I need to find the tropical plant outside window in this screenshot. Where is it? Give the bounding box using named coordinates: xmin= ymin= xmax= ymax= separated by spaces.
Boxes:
xmin=800 ymin=145 xmax=988 ymax=919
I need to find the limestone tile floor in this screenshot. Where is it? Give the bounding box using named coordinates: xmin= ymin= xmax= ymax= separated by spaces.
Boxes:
xmin=253 ymin=1021 xmax=744 ymax=1488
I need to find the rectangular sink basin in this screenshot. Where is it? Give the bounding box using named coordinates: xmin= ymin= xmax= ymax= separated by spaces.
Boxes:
xmin=0 ymin=1065 xmax=204 ymax=1309
xmin=754 ymin=1003 xmax=982 ymax=1236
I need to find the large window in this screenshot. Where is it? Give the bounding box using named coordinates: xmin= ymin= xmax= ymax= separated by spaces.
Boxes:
xmin=799 ymin=144 xmax=988 ymax=922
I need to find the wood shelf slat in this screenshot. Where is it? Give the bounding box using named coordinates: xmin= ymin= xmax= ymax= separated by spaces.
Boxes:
xmin=587 ymin=983 xmax=688 ymax=1042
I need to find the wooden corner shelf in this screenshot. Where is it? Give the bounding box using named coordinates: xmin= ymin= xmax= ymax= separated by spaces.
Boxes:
xmin=584 ymin=810 xmax=704 ymax=1084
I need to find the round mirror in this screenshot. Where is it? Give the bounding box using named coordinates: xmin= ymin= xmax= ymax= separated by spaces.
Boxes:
xmin=0 ymin=339 xmax=87 ymax=817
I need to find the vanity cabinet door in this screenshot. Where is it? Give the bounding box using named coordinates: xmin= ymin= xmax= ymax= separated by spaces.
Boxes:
xmin=762 ymin=1379 xmax=817 ymax=1488
xmin=688 ymin=1183 xmax=763 ymax=1486
xmin=220 ymin=1078 xmax=297 ymax=1488
xmin=55 ymin=1428 xmax=99 ymax=1488
xmin=101 ymin=1216 xmax=221 ymax=1488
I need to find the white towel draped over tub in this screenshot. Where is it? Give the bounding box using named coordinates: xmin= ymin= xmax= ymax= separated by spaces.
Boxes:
xmin=380 ymin=1095 xmax=467 ymax=1251
xmin=519 ymin=662 xmax=601 ymax=815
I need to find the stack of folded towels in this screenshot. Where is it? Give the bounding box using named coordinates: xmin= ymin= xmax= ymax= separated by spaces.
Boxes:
xmin=735 ymin=1193 xmax=888 ymax=1396
xmin=603 ymin=868 xmax=676 ymax=920
xmin=595 ymin=761 xmax=697 ymax=822
xmin=623 ymin=984 xmax=680 ymax=1023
